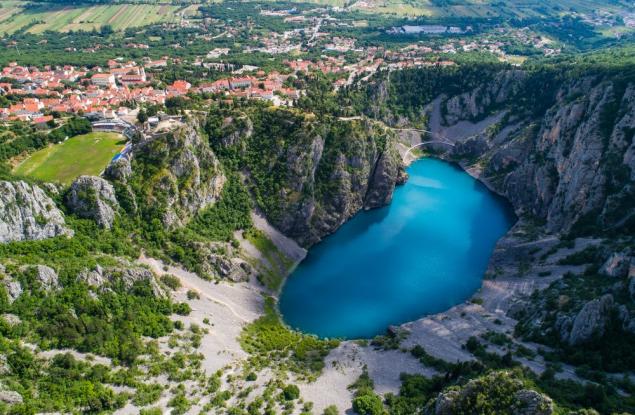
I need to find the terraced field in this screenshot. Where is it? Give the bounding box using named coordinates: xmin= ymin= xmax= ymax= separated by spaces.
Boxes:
xmin=283 ymin=0 xmax=634 ymax=17
xmin=0 ymin=1 xmax=192 ymax=34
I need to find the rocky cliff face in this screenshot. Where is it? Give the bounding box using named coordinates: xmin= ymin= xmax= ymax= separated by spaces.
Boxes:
xmin=369 ymin=68 xmax=634 ymax=237
xmin=272 ymin=122 xmax=404 ymax=246
xmin=65 ymin=176 xmax=119 ymax=229
xmin=108 ymin=122 xmax=226 ymax=229
xmin=210 ymin=108 xmax=405 ymax=246
xmin=0 ymin=180 xmax=73 ymax=243
xmin=443 ymin=74 xmax=634 ymax=237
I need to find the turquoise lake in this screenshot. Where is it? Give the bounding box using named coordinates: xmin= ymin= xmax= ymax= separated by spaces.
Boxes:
xmin=278 ymin=158 xmax=516 ymax=339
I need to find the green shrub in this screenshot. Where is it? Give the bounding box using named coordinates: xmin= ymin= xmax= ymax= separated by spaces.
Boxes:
xmin=352 ymin=393 xmax=384 ymax=415
xmin=283 ymin=384 xmax=300 ymax=400
xmin=323 ymin=405 xmax=339 ymax=415
xmin=161 ymin=274 xmax=181 ymax=290
xmin=173 ymin=303 xmax=191 ymax=316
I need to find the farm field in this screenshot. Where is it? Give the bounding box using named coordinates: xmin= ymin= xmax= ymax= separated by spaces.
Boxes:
xmin=13 ymin=132 xmax=125 ymax=185
xmin=274 ymin=0 xmax=633 ymax=17
xmin=0 ymin=1 xmax=191 ymax=34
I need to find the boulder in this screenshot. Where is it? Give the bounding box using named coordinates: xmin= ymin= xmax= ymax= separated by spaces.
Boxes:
xmin=32 ymin=265 xmax=59 ymax=291
xmin=433 ymin=390 xmax=459 ymax=415
xmin=0 ymin=180 xmax=73 ymax=243
xmin=105 ymin=157 xmax=132 ymax=182
xmin=599 ymin=252 xmax=631 ymax=278
xmin=0 ymin=388 xmax=22 ymax=404
xmin=0 ymin=272 xmax=22 ymax=304
xmin=65 ymin=176 xmax=119 ymax=229
xmin=207 ymin=255 xmax=253 ymax=282
xmin=567 ymin=294 xmax=614 ymax=346
xmin=512 ymin=389 xmax=554 ymax=415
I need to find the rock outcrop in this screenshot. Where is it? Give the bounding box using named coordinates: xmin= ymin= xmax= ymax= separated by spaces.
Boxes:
xmin=0 ymin=265 xmax=22 ymax=304
xmin=65 ymin=176 xmax=119 ymax=229
xmin=512 ymin=390 xmax=554 ymax=415
xmin=30 ymin=264 xmax=59 ymax=291
xmin=0 ymin=180 xmax=73 ymax=243
xmin=566 ymin=294 xmax=614 ymax=345
xmin=77 ymin=263 xmax=164 ymax=297
xmin=0 ymin=389 xmax=22 ymax=405
xmin=211 ymin=108 xmax=405 ymax=246
xmin=425 ymin=371 xmax=552 ymax=415
xmin=105 ymin=157 xmax=132 ymax=182
xmin=115 ymin=123 xmax=226 ymax=229
xmin=599 ymin=252 xmax=632 ymax=278
xmin=184 ymin=242 xmax=254 ymax=281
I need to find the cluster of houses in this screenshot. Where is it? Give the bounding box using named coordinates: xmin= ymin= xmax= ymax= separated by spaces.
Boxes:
xmin=0 ymin=56 xmax=307 ymax=123
xmin=195 ymin=71 xmax=301 ymax=103
xmin=0 ymin=60 xmax=191 ymax=122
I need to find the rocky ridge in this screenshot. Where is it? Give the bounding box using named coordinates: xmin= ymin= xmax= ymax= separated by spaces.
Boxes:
xmin=0 ymin=180 xmax=73 ymax=243
xmin=65 ymin=175 xmax=119 ymax=228
xmin=108 ymin=122 xmax=226 ymax=229
xmin=210 ymin=108 xmax=406 ymax=246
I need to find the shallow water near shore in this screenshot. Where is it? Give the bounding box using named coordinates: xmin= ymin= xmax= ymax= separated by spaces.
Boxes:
xmin=279 ymin=158 xmax=516 ymax=339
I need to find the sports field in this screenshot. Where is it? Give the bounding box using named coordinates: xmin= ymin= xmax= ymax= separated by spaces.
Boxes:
xmin=0 ymin=1 xmax=191 ymax=34
xmin=13 ymin=132 xmax=125 ymax=185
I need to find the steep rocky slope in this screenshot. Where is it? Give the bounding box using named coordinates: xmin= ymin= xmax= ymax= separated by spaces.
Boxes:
xmin=207 ymin=106 xmax=406 ymax=246
xmin=0 ymin=180 xmax=73 ymax=243
xmin=362 ymin=66 xmax=634 ymax=238
xmin=107 ymin=121 xmax=226 ymax=229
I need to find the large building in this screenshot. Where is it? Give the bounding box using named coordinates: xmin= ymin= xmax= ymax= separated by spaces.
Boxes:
xmin=91 ymin=73 xmax=116 ymax=88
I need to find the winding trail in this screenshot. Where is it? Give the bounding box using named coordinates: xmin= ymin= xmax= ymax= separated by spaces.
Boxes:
xmin=139 ymin=254 xmax=256 ymax=323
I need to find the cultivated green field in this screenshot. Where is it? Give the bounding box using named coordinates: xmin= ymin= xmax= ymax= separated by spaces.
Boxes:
xmin=272 ymin=0 xmax=633 ymax=17
xmin=0 ymin=1 xmax=192 ymax=34
xmin=13 ymin=132 xmax=125 ymax=185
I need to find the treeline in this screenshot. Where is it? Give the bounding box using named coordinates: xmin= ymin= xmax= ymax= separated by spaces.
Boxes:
xmin=342 ymin=50 xmax=635 ymax=123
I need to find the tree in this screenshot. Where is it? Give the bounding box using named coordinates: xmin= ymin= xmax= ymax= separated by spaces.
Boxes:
xmin=137 ymin=109 xmax=148 ymax=124
xmin=283 ymin=384 xmax=300 ymax=400
xmin=352 ymin=393 xmax=384 ymax=415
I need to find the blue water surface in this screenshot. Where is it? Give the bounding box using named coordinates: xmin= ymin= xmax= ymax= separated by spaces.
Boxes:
xmin=278 ymin=158 xmax=516 ymax=339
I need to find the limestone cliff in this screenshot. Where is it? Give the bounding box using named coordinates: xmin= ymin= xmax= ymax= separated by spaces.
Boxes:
xmin=208 ymin=107 xmax=405 ymax=246
xmin=107 ymin=122 xmax=226 ymax=229
xmin=65 ymin=176 xmax=119 ymax=229
xmin=0 ymin=180 xmax=73 ymax=243
xmin=367 ymin=67 xmax=635 ymax=238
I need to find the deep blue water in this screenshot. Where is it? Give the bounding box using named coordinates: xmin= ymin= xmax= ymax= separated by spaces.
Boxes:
xmin=278 ymin=158 xmax=516 ymax=339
